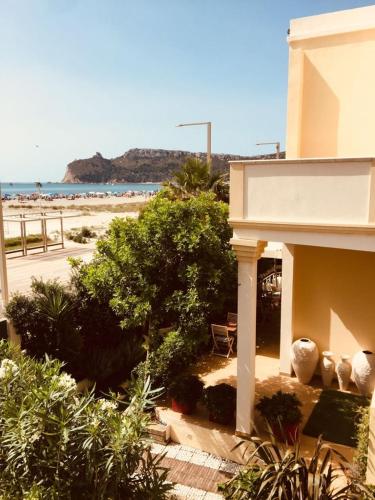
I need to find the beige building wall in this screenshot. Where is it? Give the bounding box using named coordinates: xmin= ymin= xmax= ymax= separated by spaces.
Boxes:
xmin=293 ymin=245 xmax=375 ymax=356
xmin=286 ymin=6 xmax=375 ymax=159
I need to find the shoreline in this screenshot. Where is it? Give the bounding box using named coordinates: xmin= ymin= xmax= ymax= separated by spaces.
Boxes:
xmin=3 ymin=194 xmax=151 ymax=210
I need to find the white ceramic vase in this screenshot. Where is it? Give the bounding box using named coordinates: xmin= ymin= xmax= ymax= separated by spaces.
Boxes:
xmin=291 ymin=338 xmax=319 ymax=384
xmin=321 ymin=351 xmax=335 ymax=388
xmin=336 ymin=354 xmax=352 ymax=391
xmin=352 ymin=350 xmax=375 ymax=395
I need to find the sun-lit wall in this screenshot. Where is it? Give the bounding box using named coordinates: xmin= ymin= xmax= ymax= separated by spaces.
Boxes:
xmin=293 ymin=245 xmax=375 ymax=357
xmin=286 ymin=5 xmax=375 ymax=159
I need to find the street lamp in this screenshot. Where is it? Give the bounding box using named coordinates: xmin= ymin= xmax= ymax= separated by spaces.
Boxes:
xmin=256 ymin=141 xmax=280 ymax=159
xmin=176 ymin=121 xmax=212 ymax=172
xmin=0 ymin=183 xmax=9 ymax=315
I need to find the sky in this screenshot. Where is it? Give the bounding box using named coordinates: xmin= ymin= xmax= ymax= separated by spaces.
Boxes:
xmin=0 ymin=0 xmax=373 ymax=181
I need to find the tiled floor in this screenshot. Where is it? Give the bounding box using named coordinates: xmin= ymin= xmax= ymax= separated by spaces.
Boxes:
xmin=157 ymin=353 xmax=356 ymax=464
xmin=151 ymin=442 xmax=240 ymax=498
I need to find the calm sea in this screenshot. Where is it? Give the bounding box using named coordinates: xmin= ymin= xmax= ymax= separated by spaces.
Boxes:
xmin=1 ymin=182 xmax=161 ymax=197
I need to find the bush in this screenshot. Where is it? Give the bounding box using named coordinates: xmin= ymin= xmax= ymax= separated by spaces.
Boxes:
xmin=220 ymin=436 xmax=371 ymax=499
xmin=0 ymin=341 xmax=171 ymax=499
xmin=204 ymin=383 xmax=236 ymax=425
xmin=66 ymin=226 xmax=97 ymax=244
xmin=135 ymin=330 xmax=196 ymax=390
xmin=255 ymin=391 xmax=302 ymax=426
xmin=354 ymin=406 xmax=370 ymax=481
xmin=168 ymin=374 xmax=204 ymax=408
xmin=6 ymin=279 xmax=81 ymax=368
xmin=6 ymin=278 xmax=145 ymax=392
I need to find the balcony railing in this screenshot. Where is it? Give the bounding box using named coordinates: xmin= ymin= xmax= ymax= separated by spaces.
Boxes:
xmin=229 ymin=157 xmax=375 ymax=226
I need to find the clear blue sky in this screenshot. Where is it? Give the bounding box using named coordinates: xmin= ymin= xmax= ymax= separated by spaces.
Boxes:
xmin=0 ymin=0 xmax=373 ymax=181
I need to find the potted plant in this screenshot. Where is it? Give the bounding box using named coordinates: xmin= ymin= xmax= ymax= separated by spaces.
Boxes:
xmin=168 ymin=374 xmax=204 ymax=415
xmin=204 ymin=383 xmax=236 ymax=425
xmin=255 ymin=390 xmax=302 ymax=444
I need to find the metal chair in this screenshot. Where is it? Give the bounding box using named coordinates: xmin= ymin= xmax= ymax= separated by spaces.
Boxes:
xmin=211 ymin=324 xmax=235 ymax=358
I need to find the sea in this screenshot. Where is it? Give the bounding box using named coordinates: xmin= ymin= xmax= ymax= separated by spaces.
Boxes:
xmin=1 ymin=182 xmax=161 ymax=198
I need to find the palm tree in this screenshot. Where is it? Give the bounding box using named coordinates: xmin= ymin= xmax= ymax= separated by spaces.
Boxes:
xmin=164 ymin=158 xmax=229 ymax=202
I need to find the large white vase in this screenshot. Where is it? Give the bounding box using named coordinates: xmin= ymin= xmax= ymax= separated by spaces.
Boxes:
xmin=352 ymin=350 xmax=375 ymax=395
xmin=336 ymin=355 xmax=352 ymax=391
xmin=321 ymin=351 xmax=335 ymax=388
xmin=291 ymin=338 xmax=319 ymax=384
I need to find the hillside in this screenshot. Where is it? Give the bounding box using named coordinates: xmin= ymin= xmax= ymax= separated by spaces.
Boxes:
xmin=62 ymin=148 xmax=285 ymax=183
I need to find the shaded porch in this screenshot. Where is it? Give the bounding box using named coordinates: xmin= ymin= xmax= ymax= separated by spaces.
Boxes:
xmin=156 ymin=352 xmax=356 ymax=464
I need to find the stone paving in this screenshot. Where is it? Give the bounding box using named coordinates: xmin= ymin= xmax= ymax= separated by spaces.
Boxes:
xmin=151 ymin=442 xmax=241 ymax=499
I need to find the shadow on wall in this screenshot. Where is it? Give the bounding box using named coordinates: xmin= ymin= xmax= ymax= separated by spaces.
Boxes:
xmin=300 ymin=55 xmax=339 ymax=158
xmin=293 ymin=245 xmax=375 ymax=356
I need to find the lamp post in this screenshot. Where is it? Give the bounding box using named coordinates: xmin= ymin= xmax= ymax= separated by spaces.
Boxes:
xmin=0 ymin=183 xmax=9 ymax=314
xmin=256 ymin=141 xmax=280 ymax=159
xmin=176 ymin=121 xmax=212 ymax=172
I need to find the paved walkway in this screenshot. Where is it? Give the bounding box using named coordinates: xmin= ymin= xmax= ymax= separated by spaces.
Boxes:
xmin=7 ymin=241 xmax=95 ymax=294
xmin=151 ymin=442 xmax=240 ymax=499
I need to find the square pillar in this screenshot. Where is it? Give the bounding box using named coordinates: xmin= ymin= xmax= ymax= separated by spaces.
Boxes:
xmin=280 ymin=243 xmax=295 ymax=375
xmin=231 ymin=238 xmax=266 ymax=437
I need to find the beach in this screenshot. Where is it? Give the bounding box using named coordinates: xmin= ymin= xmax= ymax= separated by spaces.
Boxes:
xmin=2 ymin=194 xmax=151 ymax=239
xmin=3 ymin=194 xmax=153 ymax=296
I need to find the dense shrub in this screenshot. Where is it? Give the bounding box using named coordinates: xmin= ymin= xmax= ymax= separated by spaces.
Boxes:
xmin=6 ymin=278 xmax=144 ymax=391
xmin=135 ymin=330 xmax=196 ymax=389
xmin=66 ymin=225 xmax=97 ymax=244
xmin=354 ymin=406 xmax=370 ymax=480
xmin=6 ymin=279 xmax=81 ymax=369
xmin=0 ymin=342 xmax=171 ymax=499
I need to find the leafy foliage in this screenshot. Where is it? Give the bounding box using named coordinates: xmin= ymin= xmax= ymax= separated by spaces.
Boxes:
xmin=255 ymin=391 xmax=303 ymax=426
xmin=76 ymin=192 xmax=236 ymax=385
xmin=6 ymin=279 xmax=81 ymax=368
xmin=0 ymin=341 xmax=171 ymax=499
xmin=168 ymin=374 xmax=204 ymax=407
xmin=6 ymin=278 xmax=144 ymax=390
xmin=134 ymin=330 xmax=196 ymax=389
xmin=220 ymin=436 xmax=371 ymax=499
xmin=66 ymin=225 xmax=97 ymax=244
xmin=163 ymin=157 xmax=229 ymax=201
xmin=204 ymin=383 xmax=237 ymax=424
xmin=353 ymin=406 xmax=370 ymax=481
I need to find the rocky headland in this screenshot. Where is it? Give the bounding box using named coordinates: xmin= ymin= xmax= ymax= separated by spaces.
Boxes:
xmin=62 ymin=148 xmax=284 ymax=183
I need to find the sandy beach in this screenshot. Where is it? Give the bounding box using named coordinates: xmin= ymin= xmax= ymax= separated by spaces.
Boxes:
xmin=2 ymin=195 xmax=152 ymax=297
xmin=2 ymin=195 xmax=150 ymax=239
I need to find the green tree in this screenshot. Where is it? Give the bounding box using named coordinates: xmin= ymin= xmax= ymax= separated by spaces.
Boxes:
xmin=164 ymin=157 xmax=229 ymax=201
xmin=75 ymin=192 xmax=237 ymax=350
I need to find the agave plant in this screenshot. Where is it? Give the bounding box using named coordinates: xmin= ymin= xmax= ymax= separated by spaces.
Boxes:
xmin=220 ymin=436 xmax=371 ymax=499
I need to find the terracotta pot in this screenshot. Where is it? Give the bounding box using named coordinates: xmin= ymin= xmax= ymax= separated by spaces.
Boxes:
xmin=271 ymin=422 xmax=299 ymax=445
xmin=352 ymin=350 xmax=375 ymax=395
xmin=321 ymin=351 xmax=335 ymax=388
xmin=291 ymin=338 xmax=319 ymax=384
xmin=171 ymin=399 xmax=194 ymax=415
xmin=336 ymin=354 xmax=352 ymax=391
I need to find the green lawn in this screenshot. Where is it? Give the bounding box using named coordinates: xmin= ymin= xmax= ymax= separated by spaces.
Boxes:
xmin=303 ymin=389 xmax=370 ymax=447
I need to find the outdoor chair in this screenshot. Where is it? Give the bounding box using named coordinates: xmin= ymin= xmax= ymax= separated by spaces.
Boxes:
xmin=211 ymin=324 xmax=235 ymax=358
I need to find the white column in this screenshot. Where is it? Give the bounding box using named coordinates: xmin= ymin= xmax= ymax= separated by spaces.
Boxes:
xmin=0 ymin=196 xmax=9 ymax=313
xmin=231 ymin=238 xmax=266 ymax=437
xmin=280 ymin=244 xmax=295 ymax=375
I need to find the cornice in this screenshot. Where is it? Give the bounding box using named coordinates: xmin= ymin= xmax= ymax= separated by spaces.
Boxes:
xmin=229 ymin=219 xmax=375 ymax=236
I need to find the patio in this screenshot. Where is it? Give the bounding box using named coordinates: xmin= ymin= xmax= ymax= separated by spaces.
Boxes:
xmin=156 ymin=351 xmax=356 ymax=465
